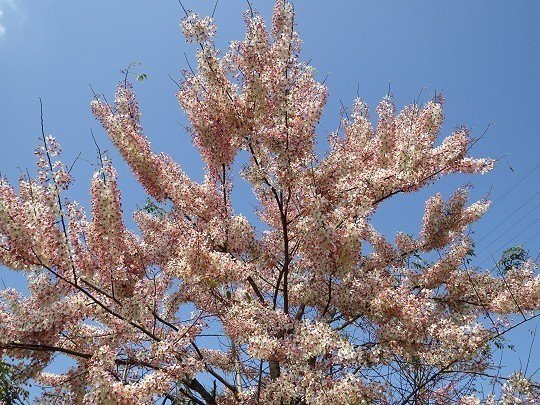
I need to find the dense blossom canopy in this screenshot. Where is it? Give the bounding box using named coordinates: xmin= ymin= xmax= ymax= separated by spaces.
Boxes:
xmin=0 ymin=1 xmax=539 ymax=404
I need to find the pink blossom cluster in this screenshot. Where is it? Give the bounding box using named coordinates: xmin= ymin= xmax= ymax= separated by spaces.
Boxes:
xmin=181 ymin=12 xmax=216 ymax=44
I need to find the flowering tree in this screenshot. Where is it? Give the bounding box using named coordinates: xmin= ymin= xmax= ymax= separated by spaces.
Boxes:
xmin=1 ymin=1 xmax=539 ymax=403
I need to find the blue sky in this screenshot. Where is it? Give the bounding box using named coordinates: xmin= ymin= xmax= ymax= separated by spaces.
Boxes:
xmin=1 ymin=0 xmax=539 ymax=396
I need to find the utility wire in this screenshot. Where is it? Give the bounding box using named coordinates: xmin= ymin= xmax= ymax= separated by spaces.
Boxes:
xmin=491 ymin=161 xmax=540 ymax=208
xmin=522 ymin=230 xmax=540 ymax=250
xmin=476 ymin=199 xmax=540 ymax=255
xmin=477 ymin=218 xmax=540 ymax=267
xmin=477 ymin=189 xmax=540 ymax=244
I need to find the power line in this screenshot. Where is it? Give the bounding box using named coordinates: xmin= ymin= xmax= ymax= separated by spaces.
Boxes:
xmin=491 ymin=161 xmax=540 ymax=208
xmin=522 ymin=229 xmax=540 ymax=247
xmin=477 ymin=189 xmax=540 ymax=244
xmin=477 ymin=218 xmax=540 ymax=267
xmin=476 ymin=199 xmax=540 ymax=256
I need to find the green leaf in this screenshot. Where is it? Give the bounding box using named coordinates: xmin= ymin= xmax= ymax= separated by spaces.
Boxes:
xmin=497 ymin=246 xmax=529 ymax=274
xmin=0 ymin=362 xmax=29 ymax=404
xmin=142 ymin=198 xmax=167 ymax=217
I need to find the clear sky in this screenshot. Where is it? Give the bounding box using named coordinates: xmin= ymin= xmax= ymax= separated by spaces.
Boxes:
xmin=1 ymin=0 xmax=539 ymax=396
